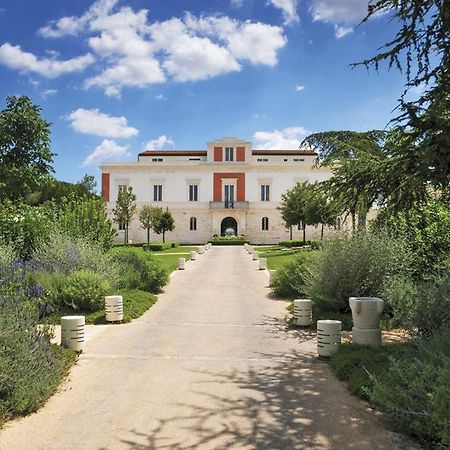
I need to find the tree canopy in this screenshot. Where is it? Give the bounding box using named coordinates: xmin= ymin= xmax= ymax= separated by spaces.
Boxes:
xmin=113 ymin=187 xmax=137 ymax=244
xmin=0 ymin=96 xmax=54 ymax=201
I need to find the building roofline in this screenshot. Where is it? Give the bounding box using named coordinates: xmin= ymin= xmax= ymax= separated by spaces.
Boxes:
xmin=252 ymin=150 xmax=317 ymax=156
xmin=139 ymin=149 xmax=317 ymax=157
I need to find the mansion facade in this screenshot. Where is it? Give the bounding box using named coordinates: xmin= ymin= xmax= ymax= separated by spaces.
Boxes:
xmin=100 ymin=137 xmax=333 ymax=244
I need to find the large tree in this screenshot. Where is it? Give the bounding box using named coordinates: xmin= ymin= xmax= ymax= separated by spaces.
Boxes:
xmin=357 ymin=1 xmax=450 ymax=188
xmin=112 ymin=186 xmax=137 ymax=244
xmin=0 ymin=96 xmax=54 ymax=201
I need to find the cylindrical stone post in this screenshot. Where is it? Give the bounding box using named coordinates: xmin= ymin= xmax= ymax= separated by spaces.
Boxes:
xmin=190 ymin=251 xmax=197 ymax=260
xmin=248 ymin=246 xmax=254 ymax=255
xmin=293 ymin=299 xmax=312 ymax=326
xmin=105 ymin=295 xmax=123 ymax=322
xmin=349 ymin=297 xmax=384 ymax=348
xmin=198 ymin=246 xmax=204 ymax=254
xmin=61 ymin=316 xmax=85 ymax=352
xmin=317 ymin=320 xmax=341 ymax=357
xmin=178 ymin=257 xmax=186 ymax=270
xmin=252 ymin=251 xmax=259 ymax=261
xmin=259 ymin=258 xmax=267 ymax=270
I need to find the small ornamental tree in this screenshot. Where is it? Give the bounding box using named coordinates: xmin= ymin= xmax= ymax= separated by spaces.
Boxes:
xmin=139 ymin=205 xmax=162 ymax=244
xmin=112 ymin=186 xmax=136 ymax=244
xmin=153 ymin=207 xmax=175 ymax=243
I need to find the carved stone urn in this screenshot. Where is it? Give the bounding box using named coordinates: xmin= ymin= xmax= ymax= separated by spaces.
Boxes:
xmin=349 ymin=297 xmax=384 ymax=329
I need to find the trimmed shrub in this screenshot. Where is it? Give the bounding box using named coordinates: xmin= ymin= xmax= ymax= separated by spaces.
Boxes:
xmin=306 ymin=233 xmax=413 ymax=313
xmin=279 ymin=240 xmax=320 ymax=248
xmin=111 ymin=247 xmax=169 ymax=293
xmin=61 ymin=270 xmax=111 ymax=312
xmin=271 ymin=252 xmax=317 ymax=298
xmin=143 ymin=242 xmax=179 ymax=251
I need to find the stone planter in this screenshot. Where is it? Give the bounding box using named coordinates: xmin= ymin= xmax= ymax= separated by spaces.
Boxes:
xmin=349 ymin=297 xmax=384 ymax=329
xmin=293 ymin=299 xmax=312 ymax=326
xmin=105 ymin=295 xmax=123 ymax=322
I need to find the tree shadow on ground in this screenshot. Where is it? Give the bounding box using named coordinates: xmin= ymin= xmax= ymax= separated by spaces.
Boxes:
xmin=114 ymin=350 xmax=393 ymax=450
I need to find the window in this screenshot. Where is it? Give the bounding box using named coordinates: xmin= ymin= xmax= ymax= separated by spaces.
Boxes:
xmin=260 ymin=184 xmax=270 ymax=202
xmin=153 ymin=184 xmax=163 ymax=201
xmin=225 ymin=147 xmax=234 ymax=162
xmin=190 ymin=217 xmax=197 ymax=231
xmin=189 ymin=157 xmax=201 ymax=161
xmin=257 ymin=158 xmax=268 ymax=162
xmin=293 ymin=158 xmax=305 ymax=162
xmin=152 ymin=158 xmax=163 ymax=162
xmin=118 ymin=184 xmax=128 ymax=193
xmin=284 ymin=158 xmax=288 ymax=162
xmin=189 ymin=184 xmax=198 ymax=202
xmin=262 ymin=217 xmax=269 ymax=231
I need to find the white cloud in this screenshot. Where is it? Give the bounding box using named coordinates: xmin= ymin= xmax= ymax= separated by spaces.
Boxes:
xmin=38 ymin=0 xmax=118 ymax=38
xmin=335 ymin=25 xmax=353 ymax=38
xmin=82 ymin=139 xmax=130 ymax=166
xmin=269 ymin=0 xmax=299 ymax=25
xmin=230 ymin=0 xmax=245 ymax=7
xmin=253 ymin=126 xmax=310 ymax=149
xmin=41 ymin=88 xmax=58 ymax=99
xmin=295 ymin=84 xmax=305 ymax=91
xmin=155 ymin=94 xmax=167 ymax=101
xmin=309 ymin=0 xmax=370 ymax=24
xmin=143 ymin=135 xmax=175 ymax=150
xmin=25 ymin=1 xmax=287 ymax=96
xmin=68 ymin=108 xmax=138 ymax=138
xmin=0 ymin=43 xmax=94 ymax=78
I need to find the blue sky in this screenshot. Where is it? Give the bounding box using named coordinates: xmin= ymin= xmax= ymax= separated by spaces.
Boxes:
xmin=0 ymin=0 xmax=409 ymax=184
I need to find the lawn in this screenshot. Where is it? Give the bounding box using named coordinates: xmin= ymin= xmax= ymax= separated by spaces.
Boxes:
xmin=256 ymin=247 xmax=308 ymax=270
xmin=153 ymin=252 xmax=192 ymax=272
xmin=157 ymin=246 xmax=201 ymax=254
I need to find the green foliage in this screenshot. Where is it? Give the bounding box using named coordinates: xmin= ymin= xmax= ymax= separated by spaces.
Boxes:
xmin=56 ymin=195 xmax=116 ymax=250
xmin=112 ymin=186 xmax=136 ymax=244
xmin=111 ymin=247 xmax=169 ymax=293
xmin=209 ymin=238 xmax=250 ymax=246
xmin=152 ymin=207 xmax=175 ymax=243
xmin=279 ymin=240 xmax=321 ymax=248
xmin=271 ymin=252 xmax=317 ymax=298
xmin=0 ymin=293 xmax=76 ymax=422
xmin=306 ymin=233 xmax=413 ymax=313
xmin=33 ymin=230 xmax=117 ymax=282
xmin=0 ymin=96 xmax=54 ymax=202
xmin=32 ymin=271 xmax=67 ymax=308
xmin=139 ymin=205 xmax=162 ymax=244
xmin=0 ymin=201 xmax=54 ymax=260
xmin=61 ymin=270 xmax=111 ymax=312
xmin=369 ymin=329 xmax=450 ymax=448
xmin=373 ymin=197 xmax=450 ymax=279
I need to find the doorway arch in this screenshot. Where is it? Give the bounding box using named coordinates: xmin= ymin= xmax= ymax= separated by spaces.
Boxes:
xmin=221 ymin=217 xmax=238 ymax=236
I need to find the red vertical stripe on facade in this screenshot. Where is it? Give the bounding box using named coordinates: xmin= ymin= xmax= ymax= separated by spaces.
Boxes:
xmin=213 ymin=173 xmax=245 ymax=202
xmin=236 ymin=147 xmax=245 ymax=161
xmin=214 ymin=147 xmax=223 ymax=161
xmin=101 ymin=173 xmax=110 ymax=202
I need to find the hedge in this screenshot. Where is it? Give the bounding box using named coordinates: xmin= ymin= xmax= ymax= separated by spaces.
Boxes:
xmin=143 ymin=242 xmax=179 ymax=251
xmin=208 ymin=239 xmax=250 ymax=246
xmin=279 ymin=240 xmax=321 ymax=249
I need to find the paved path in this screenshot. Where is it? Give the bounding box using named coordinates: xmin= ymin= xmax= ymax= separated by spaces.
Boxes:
xmin=0 ymin=247 xmax=398 ymax=450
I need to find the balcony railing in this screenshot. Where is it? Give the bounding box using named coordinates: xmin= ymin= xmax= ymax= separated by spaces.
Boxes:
xmin=209 ymin=201 xmax=249 ymax=209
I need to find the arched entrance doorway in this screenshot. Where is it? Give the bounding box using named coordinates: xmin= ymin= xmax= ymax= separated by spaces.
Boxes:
xmin=221 ymin=217 xmax=238 ymax=236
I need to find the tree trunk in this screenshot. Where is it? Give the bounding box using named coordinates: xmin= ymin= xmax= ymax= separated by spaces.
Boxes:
xmin=147 ymin=228 xmax=150 ymax=245
xmin=321 ymin=223 xmax=324 ymax=240
xmin=303 ymin=225 xmax=306 ymax=244
xmin=351 ymin=212 xmax=356 ymax=235
xmin=289 ymin=226 xmax=293 ymax=240
xmin=162 ymin=230 xmax=165 ymax=243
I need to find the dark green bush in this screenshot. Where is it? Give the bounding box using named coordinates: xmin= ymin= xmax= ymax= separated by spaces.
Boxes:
xmin=0 ymin=294 xmax=76 ymax=422
xmin=111 ymin=247 xmax=169 ymax=293
xmin=208 ymin=239 xmax=250 ymax=246
xmin=369 ymin=329 xmax=450 ymax=448
xmin=61 ymin=270 xmax=111 ymax=312
xmin=279 ymin=240 xmax=320 ymax=248
xmin=271 ymin=252 xmax=317 ymax=298
xmin=306 ymin=233 xmax=413 ymax=313
xmin=143 ymin=242 xmax=179 ymax=251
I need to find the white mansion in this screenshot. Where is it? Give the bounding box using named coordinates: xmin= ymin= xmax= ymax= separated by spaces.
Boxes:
xmin=100 ymin=137 xmax=332 ymax=244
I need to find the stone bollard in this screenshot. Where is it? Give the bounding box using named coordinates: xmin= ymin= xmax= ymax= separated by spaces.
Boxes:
xmin=269 ymin=270 xmax=277 ymax=286
xmin=293 ymin=299 xmax=312 ymax=326
xmin=349 ymin=297 xmax=384 ymax=348
xmin=198 ymin=246 xmax=204 ymax=254
xmin=244 ymin=243 xmax=248 ymax=251
xmin=317 ymin=320 xmax=341 ymax=357
xmin=252 ymin=251 xmax=259 ymax=261
xmin=105 ymin=295 xmax=123 ymax=322
xmin=190 ymin=251 xmax=197 ymax=260
xmin=259 ymin=258 xmax=267 ymax=270
xmin=248 ymin=246 xmax=254 ymax=255
xmin=61 ymin=316 xmax=85 ymax=352
xmin=178 ymin=257 xmax=186 ymax=270
xmin=208 ymin=243 xmax=212 ymax=250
